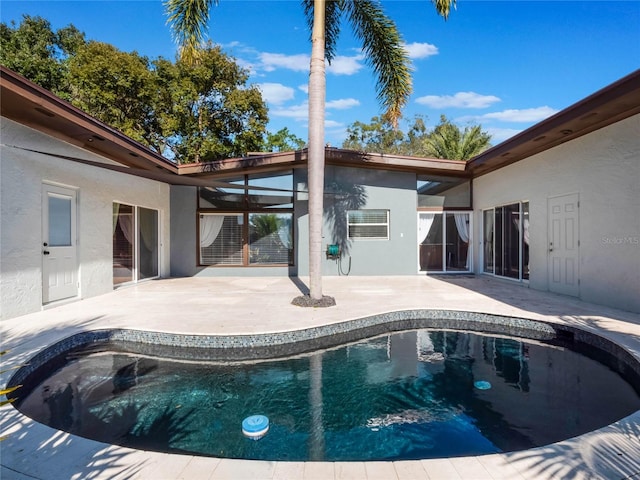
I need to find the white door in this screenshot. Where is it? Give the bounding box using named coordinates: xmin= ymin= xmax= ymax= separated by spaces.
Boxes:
xmin=42 ymin=184 xmax=78 ymax=303
xmin=548 ymin=193 xmax=580 ymax=297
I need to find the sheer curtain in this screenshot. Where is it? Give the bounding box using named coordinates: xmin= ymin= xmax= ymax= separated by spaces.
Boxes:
xmin=200 ymin=215 xmax=225 ymax=247
xmin=454 ymin=213 xmax=470 ymax=270
xmin=418 ymin=213 xmax=436 ymax=244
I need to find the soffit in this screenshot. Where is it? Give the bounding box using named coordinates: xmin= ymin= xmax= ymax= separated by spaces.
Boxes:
xmin=467 ymin=69 xmax=640 ymax=177
xmin=180 ymin=148 xmax=469 ymax=180
xmin=0 ymin=67 xmax=178 ymax=174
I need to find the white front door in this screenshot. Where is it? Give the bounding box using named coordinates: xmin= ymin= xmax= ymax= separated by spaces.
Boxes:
xmin=42 ymin=184 xmax=78 ymax=303
xmin=548 ymin=193 xmax=580 ymax=297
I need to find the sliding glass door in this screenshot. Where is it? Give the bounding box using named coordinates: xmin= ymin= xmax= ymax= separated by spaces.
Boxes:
xmin=483 ymin=202 xmax=529 ymax=280
xmin=113 ymin=203 xmax=159 ymax=285
xmin=418 ymin=212 xmax=471 ymax=272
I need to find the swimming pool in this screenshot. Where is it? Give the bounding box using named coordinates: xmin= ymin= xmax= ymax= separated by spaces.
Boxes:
xmin=9 ymin=313 xmax=640 ymax=462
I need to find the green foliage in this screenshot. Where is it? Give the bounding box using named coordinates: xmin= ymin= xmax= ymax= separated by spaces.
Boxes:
xmin=1 ymin=16 xmax=268 ymax=163
xmin=67 ymin=42 xmax=159 ymax=146
xmin=424 ymin=115 xmax=492 ymax=160
xmin=263 ymin=127 xmax=306 ymax=152
xmin=342 ymin=114 xmax=491 ymax=160
xmin=0 ymin=15 xmax=85 ymax=95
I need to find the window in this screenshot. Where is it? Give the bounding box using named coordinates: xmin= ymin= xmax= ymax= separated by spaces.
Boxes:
xmin=348 ymin=210 xmax=389 ymax=240
xmin=483 ymin=202 xmax=529 ymax=280
xmin=418 ymin=212 xmax=470 ymax=272
xmin=198 ymin=172 xmax=294 ymax=266
xmin=417 ymin=175 xmax=471 ymax=209
xmin=113 ymin=203 xmax=159 ymax=285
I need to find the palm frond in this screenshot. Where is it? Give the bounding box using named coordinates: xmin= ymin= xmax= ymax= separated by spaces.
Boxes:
xmin=431 ymin=0 xmax=456 ymax=20
xmin=165 ymin=0 xmax=217 ymax=64
xmin=344 ymin=0 xmax=411 ymax=128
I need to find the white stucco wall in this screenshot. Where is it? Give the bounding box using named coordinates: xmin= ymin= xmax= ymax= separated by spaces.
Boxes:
xmin=1 ymin=118 xmax=171 ymax=320
xmin=473 ymin=114 xmax=640 ymax=313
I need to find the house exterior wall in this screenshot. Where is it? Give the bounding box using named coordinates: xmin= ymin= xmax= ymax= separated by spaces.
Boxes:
xmin=472 ymin=114 xmax=640 ymax=313
xmin=170 ymin=165 xmax=420 ymax=278
xmin=0 ymin=118 xmax=170 ymax=320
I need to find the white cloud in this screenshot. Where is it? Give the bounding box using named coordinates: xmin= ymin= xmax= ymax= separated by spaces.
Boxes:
xmin=403 ymin=42 xmax=438 ymax=59
xmin=270 ymin=102 xmax=309 ymax=120
xmin=327 ymin=54 xmax=365 ymax=75
xmin=255 ymin=83 xmax=295 ymax=105
xmin=416 ymin=92 xmax=501 ymax=109
xmin=479 ymin=106 xmax=559 ymax=123
xmin=325 ymin=120 xmax=343 ymax=128
xmin=259 ymin=52 xmax=310 ymax=72
xmin=298 ymin=84 xmax=309 ymax=94
xmin=326 ymin=98 xmax=360 ymax=110
xmin=485 ymin=127 xmax=524 ymax=144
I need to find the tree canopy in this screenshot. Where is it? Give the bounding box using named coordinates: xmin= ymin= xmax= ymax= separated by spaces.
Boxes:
xmin=0 ymin=15 xmax=270 ymax=163
xmin=342 ymin=114 xmax=491 ymax=160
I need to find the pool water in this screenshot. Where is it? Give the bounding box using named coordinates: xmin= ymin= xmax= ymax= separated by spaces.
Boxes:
xmin=15 ymin=329 xmax=640 ymax=461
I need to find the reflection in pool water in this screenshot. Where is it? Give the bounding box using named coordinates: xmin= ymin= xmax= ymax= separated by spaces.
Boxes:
xmin=15 ymin=329 xmax=640 ymax=461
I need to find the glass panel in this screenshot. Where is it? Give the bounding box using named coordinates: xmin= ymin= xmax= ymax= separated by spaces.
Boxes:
xmin=48 ymin=194 xmax=72 ymax=246
xmin=483 ymin=209 xmax=494 ymax=273
xmin=417 ymin=175 xmax=471 ymax=209
xmin=248 ymin=213 xmax=293 ymax=265
xmin=138 ymin=207 xmax=158 ymax=280
xmin=420 ymin=213 xmax=443 ymax=271
xmin=200 ymin=214 xmax=243 ymax=265
xmin=113 ymin=203 xmax=134 ymax=285
xmin=502 ymin=203 xmax=520 ymax=279
xmin=495 ymin=206 xmax=504 ymax=276
xmin=522 ymin=202 xmax=530 ymax=280
xmin=446 ymin=213 xmax=470 ymax=271
xmin=248 ymin=172 xmax=293 ymax=209
xmin=347 ymin=210 xmax=389 ymax=239
xmin=198 ymin=177 xmax=246 ymax=209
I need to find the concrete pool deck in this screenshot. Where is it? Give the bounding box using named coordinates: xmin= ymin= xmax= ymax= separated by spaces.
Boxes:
xmin=1 ymin=275 xmax=640 ymax=480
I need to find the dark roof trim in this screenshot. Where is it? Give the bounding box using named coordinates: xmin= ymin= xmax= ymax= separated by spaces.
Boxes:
xmin=0 ymin=66 xmax=178 ymax=174
xmin=180 ymin=147 xmax=469 ymax=179
xmin=466 ymin=69 xmax=640 ymax=177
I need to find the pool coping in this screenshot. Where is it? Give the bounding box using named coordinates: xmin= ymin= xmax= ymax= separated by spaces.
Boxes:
xmin=2 ymin=276 xmax=640 ymax=479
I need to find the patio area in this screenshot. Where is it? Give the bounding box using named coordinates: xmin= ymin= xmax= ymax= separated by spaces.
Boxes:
xmin=2 ymin=275 xmax=640 ymax=479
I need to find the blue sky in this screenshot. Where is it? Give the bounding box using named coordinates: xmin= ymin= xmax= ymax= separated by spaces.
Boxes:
xmin=2 ymin=1 xmax=639 ymax=147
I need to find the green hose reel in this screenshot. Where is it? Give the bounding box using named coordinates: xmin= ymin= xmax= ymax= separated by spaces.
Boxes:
xmin=326 ymin=244 xmax=340 ymax=259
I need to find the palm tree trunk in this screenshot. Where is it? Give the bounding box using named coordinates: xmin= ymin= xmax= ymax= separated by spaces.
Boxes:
xmin=308 ymin=0 xmax=326 ymax=300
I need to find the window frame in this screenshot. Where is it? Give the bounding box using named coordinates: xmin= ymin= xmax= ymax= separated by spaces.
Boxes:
xmin=347 ymin=209 xmax=390 ymax=241
xmin=482 ymin=201 xmax=529 ymax=282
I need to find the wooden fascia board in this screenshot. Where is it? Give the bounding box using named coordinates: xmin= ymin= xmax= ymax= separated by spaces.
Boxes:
xmin=0 ymin=67 xmax=178 ymax=174
xmin=467 ymin=69 xmax=640 ymax=177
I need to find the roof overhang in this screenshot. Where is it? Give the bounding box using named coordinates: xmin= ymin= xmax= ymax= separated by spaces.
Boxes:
xmin=179 ymin=147 xmax=469 ymax=179
xmin=466 ymin=69 xmax=640 ymax=177
xmin=0 ymin=66 xmax=178 ymax=174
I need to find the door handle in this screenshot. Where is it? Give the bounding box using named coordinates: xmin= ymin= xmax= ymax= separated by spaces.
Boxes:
xmin=43 ymin=250 xmax=50 ymax=255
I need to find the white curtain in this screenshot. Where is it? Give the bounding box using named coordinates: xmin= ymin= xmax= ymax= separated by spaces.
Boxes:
xmin=454 ymin=213 xmax=471 ymax=270
xmin=113 ymin=203 xmax=120 ymax=235
xmin=513 ymin=217 xmax=530 ymax=245
xmin=277 ymin=219 xmax=291 ymax=249
xmin=200 ymin=215 xmax=225 ymax=248
xmin=418 ymin=213 xmax=436 ymax=244
xmin=454 ymin=213 xmax=470 ymax=243
xmin=118 ymin=212 xmax=134 ymax=246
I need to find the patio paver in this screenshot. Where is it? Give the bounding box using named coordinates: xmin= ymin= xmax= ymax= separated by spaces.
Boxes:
xmin=1 ymin=275 xmax=640 ymax=479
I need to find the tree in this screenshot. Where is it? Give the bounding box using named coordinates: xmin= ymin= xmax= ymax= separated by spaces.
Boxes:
xmin=0 ymin=15 xmax=85 ymax=95
xmin=166 ymin=0 xmax=455 ymax=302
xmin=67 ymin=42 xmax=159 ymax=146
xmin=153 ymin=46 xmax=268 ymax=162
xmin=342 ymin=114 xmax=491 ymax=160
xmin=263 ymin=127 xmax=306 ymax=152
xmin=424 ymin=115 xmax=492 ymax=160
